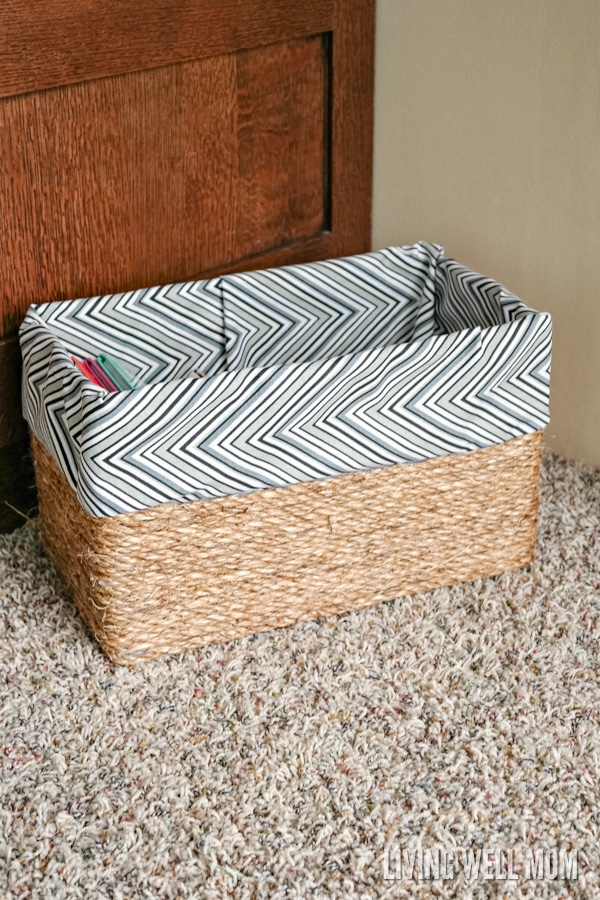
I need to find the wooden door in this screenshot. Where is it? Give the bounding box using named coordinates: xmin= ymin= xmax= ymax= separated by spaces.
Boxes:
xmin=0 ymin=0 xmax=375 ymax=530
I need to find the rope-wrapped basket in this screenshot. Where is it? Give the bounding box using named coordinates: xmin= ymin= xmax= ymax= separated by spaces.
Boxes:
xmin=20 ymin=242 xmax=552 ymax=664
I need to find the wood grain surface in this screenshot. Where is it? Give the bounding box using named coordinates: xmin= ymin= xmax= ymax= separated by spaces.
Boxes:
xmin=0 ymin=36 xmax=329 ymax=337
xmin=330 ymin=1 xmax=375 ymax=256
xmin=0 ymin=0 xmax=334 ymax=99
xmin=0 ymin=0 xmax=375 ymax=529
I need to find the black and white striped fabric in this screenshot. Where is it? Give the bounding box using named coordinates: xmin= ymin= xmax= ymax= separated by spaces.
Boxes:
xmin=20 ymin=242 xmax=552 ymax=517
xmin=221 ymin=245 xmax=439 ymax=370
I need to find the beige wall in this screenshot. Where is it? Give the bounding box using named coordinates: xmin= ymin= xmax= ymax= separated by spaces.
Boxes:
xmin=373 ymin=0 xmax=600 ymax=467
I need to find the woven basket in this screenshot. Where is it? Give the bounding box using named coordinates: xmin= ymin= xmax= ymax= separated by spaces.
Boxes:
xmin=32 ymin=431 xmax=543 ymax=665
xmin=21 ymin=243 xmax=551 ymax=665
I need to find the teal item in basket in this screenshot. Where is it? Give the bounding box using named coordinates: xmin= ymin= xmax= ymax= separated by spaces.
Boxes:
xmin=97 ymin=354 xmax=138 ymax=391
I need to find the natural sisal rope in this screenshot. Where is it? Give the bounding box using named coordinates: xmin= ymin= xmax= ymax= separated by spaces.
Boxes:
xmin=31 ymin=431 xmax=543 ymax=665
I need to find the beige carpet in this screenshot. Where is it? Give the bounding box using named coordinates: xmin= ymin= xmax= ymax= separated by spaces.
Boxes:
xmin=1 ymin=449 xmax=599 ymax=899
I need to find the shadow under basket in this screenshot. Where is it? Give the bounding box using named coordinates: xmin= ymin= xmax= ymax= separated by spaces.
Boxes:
xmin=31 ymin=431 xmax=543 ymax=666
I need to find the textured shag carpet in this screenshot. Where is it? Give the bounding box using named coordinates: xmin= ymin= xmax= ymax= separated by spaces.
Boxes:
xmin=1 ymin=450 xmax=600 ymax=899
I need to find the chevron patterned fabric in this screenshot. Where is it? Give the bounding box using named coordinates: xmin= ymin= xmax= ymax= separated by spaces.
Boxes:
xmin=20 ymin=243 xmax=552 ymax=517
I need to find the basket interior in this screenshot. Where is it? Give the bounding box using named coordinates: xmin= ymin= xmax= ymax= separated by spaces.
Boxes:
xmin=30 ymin=242 xmax=527 ymax=390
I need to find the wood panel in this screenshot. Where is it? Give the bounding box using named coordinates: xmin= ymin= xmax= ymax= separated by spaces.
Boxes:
xmin=330 ymin=3 xmax=376 ymax=255
xmin=0 ymin=36 xmax=329 ymax=336
xmin=0 ymin=0 xmax=334 ymax=99
xmin=235 ymin=36 xmax=329 ymax=259
xmin=0 ymin=0 xmax=375 ymax=531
